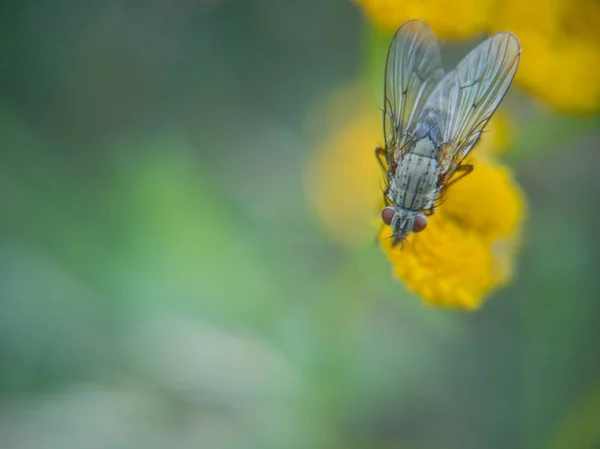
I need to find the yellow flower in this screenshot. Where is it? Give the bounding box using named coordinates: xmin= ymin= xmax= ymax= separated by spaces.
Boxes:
xmin=489 ymin=0 xmax=600 ymax=112
xmin=305 ymin=85 xmax=382 ymax=249
xmin=378 ymin=116 xmax=526 ymax=309
xmin=357 ymin=0 xmax=600 ymax=112
xmin=354 ymin=0 xmax=491 ymax=38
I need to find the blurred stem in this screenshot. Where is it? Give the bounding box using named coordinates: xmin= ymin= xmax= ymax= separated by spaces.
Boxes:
xmin=360 ymin=20 xmax=389 ymax=106
xmin=544 ymin=383 xmax=600 ymax=449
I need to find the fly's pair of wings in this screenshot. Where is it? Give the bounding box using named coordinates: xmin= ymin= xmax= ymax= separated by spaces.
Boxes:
xmin=382 ymin=20 xmax=521 ymax=184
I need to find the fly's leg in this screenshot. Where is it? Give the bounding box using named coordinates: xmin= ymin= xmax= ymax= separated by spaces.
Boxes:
xmin=375 ymin=146 xmax=388 ymax=174
xmin=382 ymin=186 xmax=392 ymax=206
xmin=429 ymin=164 xmax=473 ymax=211
xmin=424 ymin=189 xmax=440 ymax=216
xmin=376 ymin=146 xmax=393 ymax=206
xmin=446 ymin=164 xmax=474 ymax=189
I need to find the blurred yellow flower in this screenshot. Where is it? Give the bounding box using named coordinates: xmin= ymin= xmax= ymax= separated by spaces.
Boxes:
xmin=305 ymin=85 xmax=381 ymax=249
xmin=356 ymin=0 xmax=600 ymax=112
xmin=355 ymin=0 xmax=491 ymax=38
xmin=489 ymin=0 xmax=600 ymax=112
xmin=378 ymin=116 xmax=526 ymax=309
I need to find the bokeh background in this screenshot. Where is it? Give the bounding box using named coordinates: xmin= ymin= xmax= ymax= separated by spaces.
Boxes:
xmin=1 ymin=1 xmax=599 ymax=448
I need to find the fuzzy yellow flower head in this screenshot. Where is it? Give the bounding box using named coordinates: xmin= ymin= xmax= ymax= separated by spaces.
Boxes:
xmin=355 ymin=0 xmax=491 ymax=38
xmin=489 ymin=0 xmax=600 ymax=112
xmin=357 ymin=0 xmax=600 ymax=112
xmin=378 ymin=117 xmax=526 ymax=309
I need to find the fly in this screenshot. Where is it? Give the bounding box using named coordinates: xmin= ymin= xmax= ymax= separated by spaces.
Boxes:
xmin=376 ymin=19 xmax=521 ymax=246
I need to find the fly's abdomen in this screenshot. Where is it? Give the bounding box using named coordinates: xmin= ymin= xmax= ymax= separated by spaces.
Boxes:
xmin=392 ymin=153 xmax=439 ymax=211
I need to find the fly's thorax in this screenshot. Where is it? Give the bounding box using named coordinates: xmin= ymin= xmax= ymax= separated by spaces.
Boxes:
xmin=389 ymin=140 xmax=440 ymax=212
xmin=412 ymin=137 xmax=436 ymax=157
xmin=413 ymin=108 xmax=446 ymax=145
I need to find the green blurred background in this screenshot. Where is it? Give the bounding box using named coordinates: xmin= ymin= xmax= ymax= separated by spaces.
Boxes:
xmin=1 ymin=1 xmax=599 ymax=448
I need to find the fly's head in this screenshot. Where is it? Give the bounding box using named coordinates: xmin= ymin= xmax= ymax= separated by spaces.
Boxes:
xmin=389 ymin=206 xmax=419 ymax=247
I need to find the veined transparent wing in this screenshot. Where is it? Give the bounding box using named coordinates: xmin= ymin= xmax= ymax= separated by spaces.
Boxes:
xmin=383 ymin=20 xmax=445 ymax=162
xmin=424 ymin=32 xmax=521 ymax=182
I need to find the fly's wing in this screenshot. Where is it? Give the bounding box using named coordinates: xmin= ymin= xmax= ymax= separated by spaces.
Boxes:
xmin=424 ymin=32 xmax=520 ymax=185
xmin=383 ymin=20 xmax=445 ymax=168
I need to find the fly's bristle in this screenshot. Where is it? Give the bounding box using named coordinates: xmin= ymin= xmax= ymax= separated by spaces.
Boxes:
xmin=434 ymin=192 xmax=448 ymax=207
xmin=379 ymin=179 xmax=389 ymax=193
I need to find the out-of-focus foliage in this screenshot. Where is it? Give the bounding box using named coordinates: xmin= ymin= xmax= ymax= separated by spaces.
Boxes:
xmin=0 ymin=1 xmax=599 ymax=449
